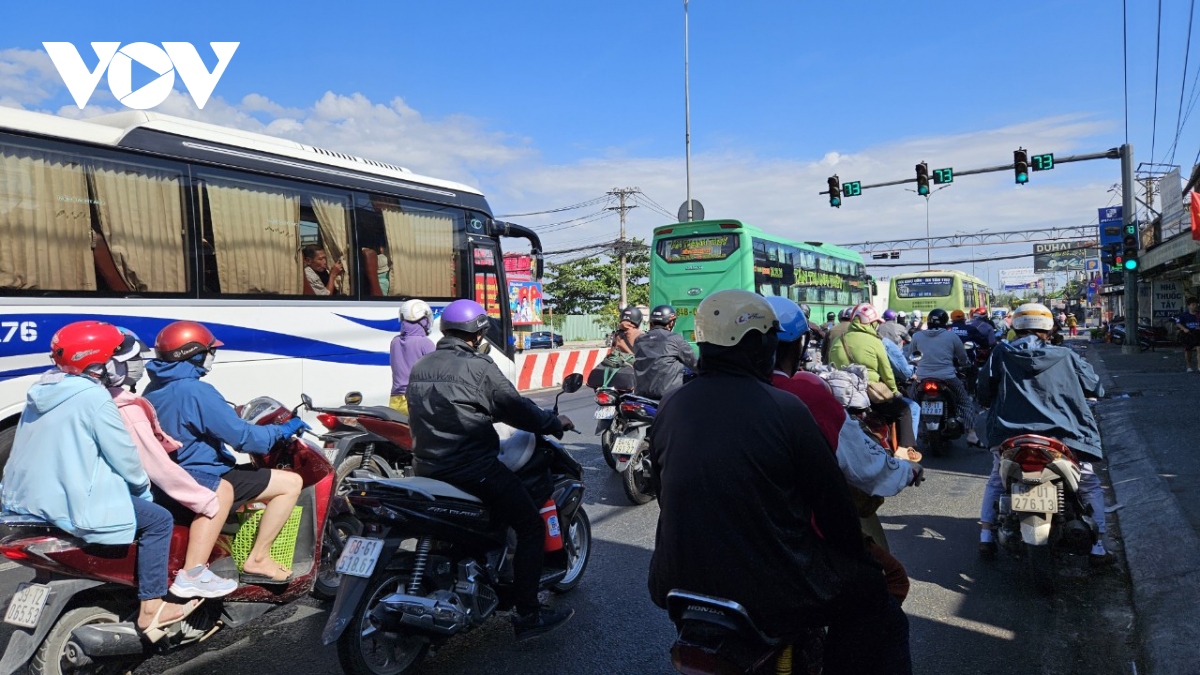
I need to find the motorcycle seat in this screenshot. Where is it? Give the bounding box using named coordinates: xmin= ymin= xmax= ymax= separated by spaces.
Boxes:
xmin=367 ymin=476 xmax=482 ymax=503
xmin=496 ymin=426 xmax=537 ymax=472
xmin=620 ymin=394 xmax=659 ymax=407
xmin=345 ymin=405 xmax=408 ymax=424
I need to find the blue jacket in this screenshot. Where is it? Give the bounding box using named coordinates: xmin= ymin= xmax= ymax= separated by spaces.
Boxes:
xmin=883 ymin=337 xmax=914 ymax=385
xmin=977 ymin=336 xmax=1104 ymax=461
xmin=1 ymin=371 xmax=151 ymax=544
xmin=143 ymin=360 xmax=285 ymax=479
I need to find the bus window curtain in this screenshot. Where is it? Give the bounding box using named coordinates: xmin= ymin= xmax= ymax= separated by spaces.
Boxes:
xmin=311 ymin=195 xmax=352 ymax=295
xmin=89 ymin=162 xmax=187 ymax=293
xmin=380 ymin=206 xmax=454 ymax=297
xmin=206 ymin=182 xmax=302 ymax=295
xmin=0 ymin=148 xmax=95 ymax=291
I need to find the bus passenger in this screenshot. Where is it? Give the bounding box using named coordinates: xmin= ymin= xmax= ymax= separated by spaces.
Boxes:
xmin=108 ymin=328 xmax=237 ymax=598
xmin=303 ymin=245 xmax=342 ymax=296
xmin=144 ymin=321 xmax=308 ymax=583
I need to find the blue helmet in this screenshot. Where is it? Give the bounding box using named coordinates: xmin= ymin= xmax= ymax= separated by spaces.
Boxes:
xmin=763 ymin=295 xmax=809 ymax=343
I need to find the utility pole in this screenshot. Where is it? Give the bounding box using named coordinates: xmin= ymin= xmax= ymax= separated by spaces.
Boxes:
xmin=607 ymin=187 xmax=639 ymax=308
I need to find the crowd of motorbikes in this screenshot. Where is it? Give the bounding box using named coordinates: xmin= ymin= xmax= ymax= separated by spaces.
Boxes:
xmin=0 ymin=313 xmax=1111 ymax=675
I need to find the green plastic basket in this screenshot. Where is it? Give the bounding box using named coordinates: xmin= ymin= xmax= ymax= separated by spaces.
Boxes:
xmin=230 ymin=506 xmax=303 ymax=572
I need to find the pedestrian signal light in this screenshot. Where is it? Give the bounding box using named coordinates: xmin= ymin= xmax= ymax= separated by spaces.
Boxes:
xmin=1013 ymin=149 xmax=1030 ymax=185
xmin=828 ymin=176 xmax=841 ymax=208
xmin=915 ymin=163 xmax=930 ymax=196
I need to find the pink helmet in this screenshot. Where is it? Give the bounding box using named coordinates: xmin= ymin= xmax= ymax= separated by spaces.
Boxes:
xmin=852 ymin=303 xmax=882 ymax=324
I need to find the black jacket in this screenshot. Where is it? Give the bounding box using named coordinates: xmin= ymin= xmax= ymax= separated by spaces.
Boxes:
xmin=407 ymin=337 xmax=562 ymax=478
xmin=633 ymin=328 xmax=697 ymax=400
xmin=647 ymin=368 xmax=875 ymax=636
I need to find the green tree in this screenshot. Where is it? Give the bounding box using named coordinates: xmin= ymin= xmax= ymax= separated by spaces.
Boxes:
xmin=543 ymin=239 xmax=650 ymax=328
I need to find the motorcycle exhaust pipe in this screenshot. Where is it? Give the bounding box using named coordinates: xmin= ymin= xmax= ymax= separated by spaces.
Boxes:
xmin=70 ymin=623 xmax=149 ymax=658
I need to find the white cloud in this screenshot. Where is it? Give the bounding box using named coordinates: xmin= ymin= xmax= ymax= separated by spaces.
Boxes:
xmin=0 ymin=47 xmax=1123 ymax=280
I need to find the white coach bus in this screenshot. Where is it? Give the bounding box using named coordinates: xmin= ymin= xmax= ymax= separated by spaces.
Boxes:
xmin=0 ymin=107 xmax=542 ymax=463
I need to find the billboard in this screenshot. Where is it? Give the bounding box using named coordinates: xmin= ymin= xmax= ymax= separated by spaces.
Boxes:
xmin=999 ymin=268 xmax=1041 ymax=290
xmin=1033 ymin=241 xmax=1098 ymax=272
xmin=504 ymin=253 xmax=535 ymax=282
xmin=509 ymin=281 xmax=543 ymax=326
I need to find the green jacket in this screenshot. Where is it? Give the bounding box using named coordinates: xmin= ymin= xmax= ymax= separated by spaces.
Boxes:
xmin=829 ymin=320 xmax=897 ymax=393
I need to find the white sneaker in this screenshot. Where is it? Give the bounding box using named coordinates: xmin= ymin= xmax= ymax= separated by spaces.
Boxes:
xmin=171 ymin=565 xmax=238 ymax=598
xmin=965 ymin=429 xmax=980 ymax=446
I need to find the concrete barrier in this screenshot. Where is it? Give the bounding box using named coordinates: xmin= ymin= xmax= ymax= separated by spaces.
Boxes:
xmin=517 ymin=347 xmax=608 ymax=391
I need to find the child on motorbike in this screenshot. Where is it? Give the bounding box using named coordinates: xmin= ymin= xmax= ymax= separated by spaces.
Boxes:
xmin=1 ymin=321 xmax=200 ymax=640
xmin=108 ymin=328 xmax=237 ymax=598
xmin=144 ymin=321 xmax=308 ymax=583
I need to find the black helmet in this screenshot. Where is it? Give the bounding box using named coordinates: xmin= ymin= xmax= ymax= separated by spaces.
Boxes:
xmin=649 ymin=304 xmax=677 ymax=327
xmin=800 ymin=303 xmax=812 ymax=319
xmin=619 ymin=306 xmax=643 ymax=326
xmin=926 ymin=308 xmax=950 ymax=329
xmin=826 ymin=311 xmax=836 ymax=321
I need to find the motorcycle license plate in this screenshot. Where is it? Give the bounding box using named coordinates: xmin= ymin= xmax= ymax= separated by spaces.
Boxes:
xmin=594 ymin=406 xmax=616 ymax=419
xmin=4 ymin=582 xmax=49 ymax=628
xmin=612 ymin=435 xmax=642 ymax=457
xmin=335 ymin=537 xmax=385 ymax=578
xmin=920 ymin=401 xmax=943 ymax=416
xmin=1011 ymin=482 xmax=1058 ymax=513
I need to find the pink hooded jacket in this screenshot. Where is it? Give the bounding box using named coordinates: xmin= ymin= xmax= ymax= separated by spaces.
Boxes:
xmin=108 ymin=388 xmax=220 ymax=518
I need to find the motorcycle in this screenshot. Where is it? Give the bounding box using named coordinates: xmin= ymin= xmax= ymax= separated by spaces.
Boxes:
xmin=1108 ymin=321 xmax=1168 ymax=352
xmin=912 ymin=377 xmax=965 ymax=456
xmin=303 ymin=392 xmax=415 ymax=493
xmin=0 ymin=396 xmax=336 ymax=675
xmin=322 ymin=374 xmax=592 ymax=675
xmin=665 ymin=590 xmax=824 ymax=675
xmin=610 ymin=393 xmax=659 ymax=505
xmin=993 ymin=434 xmax=1098 ymax=595
xmin=586 ymin=364 xmax=636 ymax=471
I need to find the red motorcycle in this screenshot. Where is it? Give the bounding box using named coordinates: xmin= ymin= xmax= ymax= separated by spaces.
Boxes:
xmin=0 ymin=396 xmax=335 ymax=675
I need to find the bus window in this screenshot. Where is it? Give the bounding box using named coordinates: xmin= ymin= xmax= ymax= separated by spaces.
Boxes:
xmin=0 ymin=139 xmax=191 ymax=295
xmin=354 ymin=195 xmax=464 ymax=300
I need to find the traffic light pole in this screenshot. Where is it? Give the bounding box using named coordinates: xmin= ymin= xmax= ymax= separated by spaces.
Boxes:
xmin=1120 ymin=143 xmax=1139 ymax=353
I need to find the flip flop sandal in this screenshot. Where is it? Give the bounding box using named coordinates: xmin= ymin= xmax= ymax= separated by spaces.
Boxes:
xmin=139 ymin=598 xmax=202 ymax=644
xmin=240 ymin=563 xmax=294 ymax=585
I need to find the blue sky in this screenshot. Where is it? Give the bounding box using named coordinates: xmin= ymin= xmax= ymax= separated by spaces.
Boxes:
xmin=0 ymin=1 xmax=1191 ymax=284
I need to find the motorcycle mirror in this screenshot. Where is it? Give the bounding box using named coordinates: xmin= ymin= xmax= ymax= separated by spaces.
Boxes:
xmin=562 ymin=373 xmax=584 ymax=394
xmin=344 ymin=391 xmax=363 ymax=405
xmin=301 ymin=393 xmax=313 ymax=410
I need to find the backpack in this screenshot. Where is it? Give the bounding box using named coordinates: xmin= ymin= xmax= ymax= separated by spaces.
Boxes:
xmin=810 ymin=363 xmax=871 ymax=410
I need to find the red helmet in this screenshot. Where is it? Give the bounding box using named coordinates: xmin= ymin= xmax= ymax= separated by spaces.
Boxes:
xmin=154 ymin=321 xmax=224 ymax=362
xmin=50 ymin=321 xmax=124 ymax=376
xmin=971 ymin=306 xmax=988 ymax=318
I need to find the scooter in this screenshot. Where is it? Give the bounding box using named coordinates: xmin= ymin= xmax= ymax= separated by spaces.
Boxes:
xmin=912 ymin=377 xmax=965 ymax=456
xmin=303 ymin=392 xmax=415 ymax=493
xmin=993 ymin=434 xmax=1098 ymax=595
xmin=0 ymin=396 xmax=335 ymax=675
xmin=665 ymin=590 xmax=823 ymax=675
xmin=610 ymin=393 xmax=659 ymax=505
xmin=322 ymin=374 xmax=591 ymax=675
xmin=586 ymin=364 xmax=635 ymax=471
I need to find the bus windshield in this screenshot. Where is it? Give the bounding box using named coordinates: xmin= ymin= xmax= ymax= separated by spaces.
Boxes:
xmin=894 ymin=276 xmax=954 ymax=298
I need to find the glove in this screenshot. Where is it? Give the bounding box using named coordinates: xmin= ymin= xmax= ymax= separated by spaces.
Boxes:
xmin=280 ymin=417 xmax=311 ymax=438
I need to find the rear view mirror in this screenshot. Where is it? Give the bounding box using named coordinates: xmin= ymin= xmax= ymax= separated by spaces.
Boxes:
xmin=301 ymin=393 xmax=313 ymax=410
xmin=562 ymin=373 xmax=584 ymax=394
xmin=344 ymin=391 xmax=363 ymax=405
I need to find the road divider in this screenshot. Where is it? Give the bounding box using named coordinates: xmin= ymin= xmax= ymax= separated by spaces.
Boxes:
xmin=517 ymin=347 xmax=608 ymax=391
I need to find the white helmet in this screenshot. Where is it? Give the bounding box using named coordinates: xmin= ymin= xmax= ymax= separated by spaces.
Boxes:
xmin=694 ymin=290 xmax=778 ymax=346
xmin=1011 ymin=302 xmax=1054 ymax=332
xmin=911 ymin=310 xmax=923 ymax=320
xmin=399 ymin=299 xmax=433 ymax=324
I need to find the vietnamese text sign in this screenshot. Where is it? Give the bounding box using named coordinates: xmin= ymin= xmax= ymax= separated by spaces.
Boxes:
xmin=1153 ymin=280 xmax=1185 ymax=319
xmin=999 ymin=268 xmax=1040 ymax=289
xmin=1033 ymin=241 xmax=1099 ymax=272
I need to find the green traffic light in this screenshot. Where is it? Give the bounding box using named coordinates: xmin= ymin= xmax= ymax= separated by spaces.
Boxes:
xmin=1016 ymin=172 xmax=1028 ymax=184
xmin=917 ymin=185 xmax=929 ymax=196
xmin=830 ymin=196 xmax=841 ymax=208
xmin=1124 ymin=258 xmax=1137 ymax=270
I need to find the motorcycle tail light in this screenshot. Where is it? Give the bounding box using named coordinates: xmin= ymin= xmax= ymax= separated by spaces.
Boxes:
xmin=671 ymin=643 xmax=722 ymax=675
xmin=1011 ymin=446 xmax=1053 ymax=473
xmin=595 ymin=391 xmax=616 ymax=406
xmin=0 ymin=544 xmax=32 ymax=562
xmin=620 ymin=402 xmax=641 ymax=414
xmin=922 ymin=381 xmax=940 ymax=394
xmin=317 ymin=413 xmax=340 ymax=430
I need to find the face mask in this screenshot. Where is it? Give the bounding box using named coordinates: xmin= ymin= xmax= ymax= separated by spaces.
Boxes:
xmin=124 ymin=358 xmax=145 ymax=389
xmin=197 ymin=351 xmax=215 ymax=374
xmin=99 ymin=359 xmax=126 ymax=388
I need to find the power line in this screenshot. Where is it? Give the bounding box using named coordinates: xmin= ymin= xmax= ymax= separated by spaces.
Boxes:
xmin=634 ymin=192 xmax=677 ymax=220
xmin=1151 ymin=0 xmax=1164 ymax=162
xmin=495 ymin=195 xmax=610 ymax=218
xmin=1170 ymin=0 xmax=1197 ymax=165
xmin=631 ymin=194 xmax=674 ymax=220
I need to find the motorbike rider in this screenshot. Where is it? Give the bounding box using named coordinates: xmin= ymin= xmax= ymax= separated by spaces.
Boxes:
xmin=967 ymin=307 xmax=998 ymax=347
xmin=949 ymin=309 xmax=988 ymax=345
xmin=405 ymin=299 xmax=575 ymax=641
xmin=2 ymin=321 xmax=201 ymax=640
xmin=389 ymin=299 xmax=436 ymax=415
xmin=822 ymin=306 xmax=855 ymax=364
xmin=767 ymin=296 xmax=922 ymax=604
xmin=824 ymin=311 xmax=838 ymax=333
xmin=906 ymin=309 xmax=924 ymax=335
xmin=109 ymin=328 xmax=237 ymax=599
xmin=976 ymin=302 xmax=1112 ymax=564
xmin=144 ymin=321 xmax=308 ymax=583
xmin=648 ymin=290 xmax=912 ymax=675
xmin=610 ymin=305 xmax=643 ymax=358
xmin=877 ymin=309 xmax=911 ymax=348
xmin=909 ymin=309 xmax=980 ymax=446
xmin=633 ymin=304 xmax=697 ymax=400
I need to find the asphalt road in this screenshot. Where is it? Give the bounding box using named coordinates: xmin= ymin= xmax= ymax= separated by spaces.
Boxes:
xmin=0 ymin=384 xmax=1141 ymax=674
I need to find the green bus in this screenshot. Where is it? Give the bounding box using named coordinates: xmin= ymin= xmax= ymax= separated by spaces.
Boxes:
xmin=886 ymin=270 xmax=993 ymax=316
xmin=650 ymin=220 xmax=872 ymax=342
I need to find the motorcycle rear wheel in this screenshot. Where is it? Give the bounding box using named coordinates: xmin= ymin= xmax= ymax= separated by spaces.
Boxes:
xmin=336 ymin=572 xmax=430 ymax=675
xmin=600 ymin=429 xmax=617 ymax=471
xmin=313 ymin=514 xmax=365 ymax=601
xmin=335 ymin=454 xmax=394 ymax=497
xmin=621 ymin=447 xmax=655 ymax=505
xmin=31 ymin=605 xmax=135 ymax=675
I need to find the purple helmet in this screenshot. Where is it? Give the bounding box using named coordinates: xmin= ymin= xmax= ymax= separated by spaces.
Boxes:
xmin=440 ymin=299 xmax=491 ymax=334
xmin=882 ymin=309 xmax=898 ymax=321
